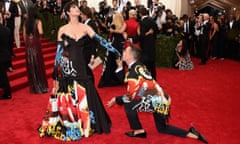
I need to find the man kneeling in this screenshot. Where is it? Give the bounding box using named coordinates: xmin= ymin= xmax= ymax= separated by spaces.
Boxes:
xmin=107 ymin=43 xmax=208 ymax=143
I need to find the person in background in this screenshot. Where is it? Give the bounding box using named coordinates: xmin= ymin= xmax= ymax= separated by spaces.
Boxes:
xmin=155 ymin=8 xmax=164 ymax=33
xmin=174 ymin=39 xmax=194 ymax=70
xmin=98 ymin=12 xmax=126 ymax=88
xmin=182 ymin=14 xmax=194 ymax=56
xmin=14 ymin=0 xmax=21 ymax=48
xmin=124 ymin=9 xmax=140 ymax=46
xmin=193 ymin=14 xmax=203 ymax=58
xmin=3 ymin=0 xmax=18 ymax=72
xmin=107 ymin=43 xmax=207 ymax=144
xmin=23 ymin=6 xmax=49 ymax=93
xmin=138 ymin=7 xmax=158 ymax=80
xmin=198 ymin=13 xmax=211 ymax=65
xmin=0 ymin=11 xmax=12 ymax=100
xmin=225 ymin=14 xmax=239 ymax=59
xmin=80 ymin=6 xmax=98 ymax=83
xmin=19 ymin=0 xmax=33 ymax=28
xmin=216 ymin=15 xmax=226 ymax=60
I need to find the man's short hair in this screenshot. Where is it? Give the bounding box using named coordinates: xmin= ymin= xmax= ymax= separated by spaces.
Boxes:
xmin=129 ymin=44 xmax=141 ymax=60
xmin=138 ymin=7 xmax=148 ymax=16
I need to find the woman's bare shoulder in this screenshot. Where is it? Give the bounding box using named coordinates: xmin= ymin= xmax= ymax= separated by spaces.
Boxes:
xmin=59 ymin=24 xmax=68 ymax=32
xmin=58 ymin=24 xmax=69 ymax=40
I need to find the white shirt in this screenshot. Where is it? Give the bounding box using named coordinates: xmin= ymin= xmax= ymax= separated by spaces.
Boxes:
xmin=229 ymin=20 xmax=234 ymax=29
xmin=5 ymin=0 xmax=11 ymax=11
xmin=84 ymin=18 xmax=90 ymax=25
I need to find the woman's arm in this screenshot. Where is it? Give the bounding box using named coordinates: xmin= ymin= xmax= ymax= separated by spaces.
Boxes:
xmin=87 ymin=25 xmax=121 ymax=56
xmin=86 ymin=24 xmax=96 ymax=38
xmin=23 ymin=23 xmax=26 ymax=42
xmin=110 ymin=22 xmax=127 ymax=34
xmin=210 ymin=23 xmax=218 ymax=40
xmin=37 ymin=20 xmax=43 ymax=35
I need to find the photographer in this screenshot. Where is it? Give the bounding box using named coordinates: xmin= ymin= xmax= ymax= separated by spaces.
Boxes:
xmin=97 ymin=0 xmax=110 ymax=33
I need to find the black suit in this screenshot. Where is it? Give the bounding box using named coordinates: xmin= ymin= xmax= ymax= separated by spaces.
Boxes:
xmin=184 ymin=20 xmax=195 ymax=55
xmin=227 ymin=20 xmax=239 ymax=30
xmin=84 ymin=19 xmax=98 ymax=83
xmin=226 ymin=20 xmax=239 ymax=59
xmin=0 ymin=24 xmax=12 ymax=97
xmin=199 ymin=21 xmax=211 ymax=64
xmin=18 ymin=0 xmax=33 ymax=27
xmin=4 ymin=0 xmax=18 ymax=51
xmin=139 ymin=16 xmax=158 ymax=79
xmin=4 ymin=0 xmax=18 ymax=69
xmin=18 ymin=0 xmax=33 ymax=17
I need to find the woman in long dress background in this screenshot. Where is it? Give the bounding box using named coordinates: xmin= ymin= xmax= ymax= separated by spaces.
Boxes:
xmin=98 ymin=12 xmax=126 ymax=88
xmin=23 ymin=6 xmax=49 ymax=93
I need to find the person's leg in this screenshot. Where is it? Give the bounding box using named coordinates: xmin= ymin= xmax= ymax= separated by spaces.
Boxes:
xmin=153 ymin=113 xmax=208 ymax=143
xmin=124 ymin=100 xmax=143 ymax=130
xmin=123 ymin=100 xmax=146 ymax=138
xmin=0 ymin=64 xmax=11 ymax=98
xmin=153 ymin=113 xmax=188 ymax=137
xmin=14 ymin=17 xmax=21 ymax=48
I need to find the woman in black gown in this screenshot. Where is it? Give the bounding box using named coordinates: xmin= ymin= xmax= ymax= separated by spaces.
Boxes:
xmin=38 ymin=1 xmax=112 ymax=141
xmin=98 ymin=12 xmax=126 ymax=88
xmin=23 ymin=6 xmax=49 ymax=94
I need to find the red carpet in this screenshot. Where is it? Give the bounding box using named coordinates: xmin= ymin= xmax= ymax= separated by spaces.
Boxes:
xmin=0 ymin=38 xmax=240 ymax=143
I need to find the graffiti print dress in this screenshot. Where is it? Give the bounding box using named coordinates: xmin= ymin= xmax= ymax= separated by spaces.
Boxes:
xmin=38 ymin=34 xmax=111 ymax=141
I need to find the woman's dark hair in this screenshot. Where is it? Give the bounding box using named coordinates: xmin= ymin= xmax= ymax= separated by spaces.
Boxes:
xmin=63 ymin=1 xmax=78 ymax=20
xmin=25 ymin=6 xmax=39 ymax=36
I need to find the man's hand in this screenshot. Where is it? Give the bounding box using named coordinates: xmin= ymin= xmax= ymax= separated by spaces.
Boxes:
xmin=116 ymin=57 xmax=123 ymax=69
xmin=107 ymin=97 xmax=116 ymax=108
xmin=89 ymin=55 xmax=95 ymax=66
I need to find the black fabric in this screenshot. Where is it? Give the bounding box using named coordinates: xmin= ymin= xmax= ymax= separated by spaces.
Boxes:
xmin=124 ymin=99 xmax=188 ymax=137
xmin=57 ymin=34 xmax=112 ymax=133
xmin=0 ymin=24 xmax=11 ymax=96
xmin=98 ymin=33 xmax=124 ymax=88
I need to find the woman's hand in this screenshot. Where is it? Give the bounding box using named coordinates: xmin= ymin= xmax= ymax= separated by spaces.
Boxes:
xmin=109 ymin=28 xmax=115 ymax=33
xmin=52 ymin=80 xmax=59 ymax=95
xmin=123 ymin=32 xmax=128 ymax=40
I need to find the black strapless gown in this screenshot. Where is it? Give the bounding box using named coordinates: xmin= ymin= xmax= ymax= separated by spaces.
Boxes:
xmin=38 ymin=34 xmax=111 ymax=141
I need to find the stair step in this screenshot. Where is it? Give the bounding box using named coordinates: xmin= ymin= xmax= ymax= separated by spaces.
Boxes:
xmin=10 ymin=68 xmax=54 ymax=93
xmin=12 ymin=46 xmax=56 ymax=61
xmin=13 ymin=39 xmax=53 ymax=51
xmin=10 ymin=76 xmax=29 ymax=92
